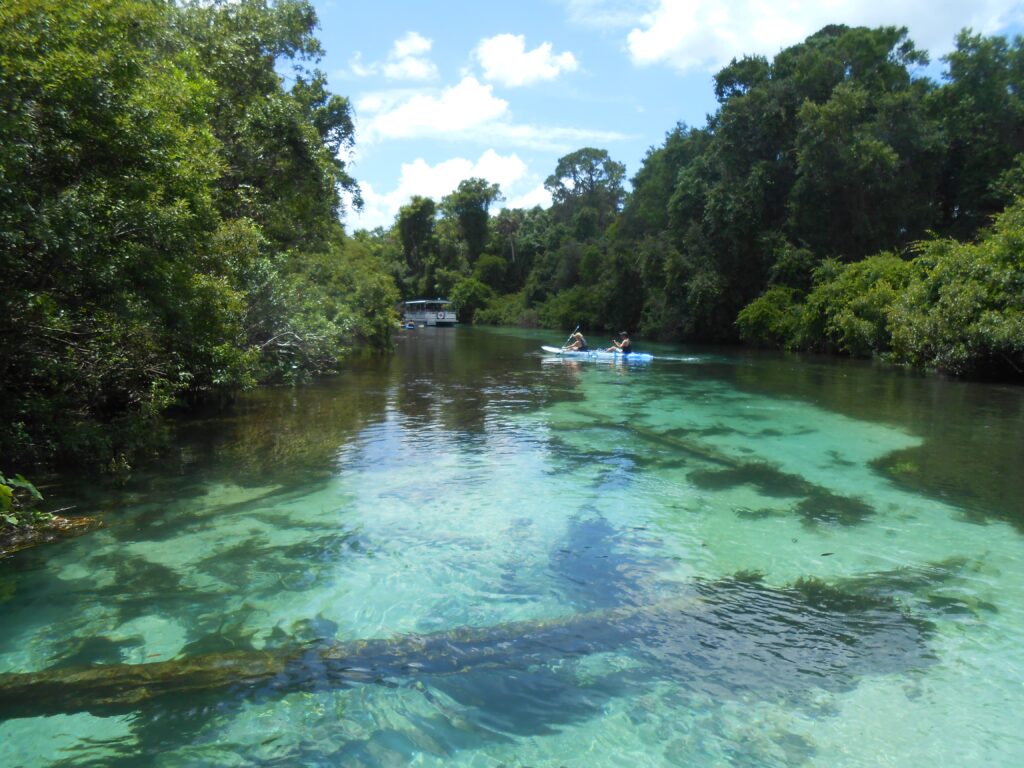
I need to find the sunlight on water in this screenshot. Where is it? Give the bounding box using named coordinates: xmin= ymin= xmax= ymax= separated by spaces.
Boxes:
xmin=1 ymin=327 xmax=1023 ymax=766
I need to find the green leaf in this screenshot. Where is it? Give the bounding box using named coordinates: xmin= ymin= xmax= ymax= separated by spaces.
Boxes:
xmin=9 ymin=475 xmax=43 ymax=501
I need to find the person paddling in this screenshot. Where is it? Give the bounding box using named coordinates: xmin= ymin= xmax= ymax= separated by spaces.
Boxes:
xmin=606 ymin=331 xmax=633 ymax=354
xmin=564 ymin=331 xmax=588 ymax=351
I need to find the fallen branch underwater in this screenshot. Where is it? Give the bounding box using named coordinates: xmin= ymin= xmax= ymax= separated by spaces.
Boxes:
xmin=0 ymin=600 xmax=650 ymax=721
xmin=0 ymin=579 xmax=933 ymax=722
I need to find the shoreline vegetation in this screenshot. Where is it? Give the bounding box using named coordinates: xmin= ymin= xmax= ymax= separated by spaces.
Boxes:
xmin=2 ymin=2 xmax=1022 ymax=549
xmin=0 ymin=473 xmax=101 ymax=557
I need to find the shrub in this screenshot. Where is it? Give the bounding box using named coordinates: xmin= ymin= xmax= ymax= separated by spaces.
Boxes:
xmin=0 ymin=473 xmax=48 ymax=530
xmin=450 ymin=278 xmax=493 ymax=324
xmin=890 ymin=199 xmax=1024 ymax=376
xmin=801 ymin=254 xmax=913 ymax=356
xmin=537 ymin=285 xmax=604 ymax=330
xmin=475 ymin=291 xmax=531 ymax=326
xmin=736 ymin=286 xmax=804 ymax=347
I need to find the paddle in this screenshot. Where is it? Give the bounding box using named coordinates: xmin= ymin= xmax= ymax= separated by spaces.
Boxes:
xmin=561 ymin=324 xmax=580 ymax=350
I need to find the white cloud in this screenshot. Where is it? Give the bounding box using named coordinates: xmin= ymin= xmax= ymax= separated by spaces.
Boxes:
xmin=383 ymin=32 xmax=438 ymax=80
xmin=349 ymin=52 xmax=373 ymax=78
xmin=392 ymin=31 xmax=432 ymax=59
xmin=350 ymin=31 xmax=439 ymax=81
xmin=475 ymin=34 xmax=580 ymax=86
xmin=505 ymin=183 xmax=553 ymax=210
xmin=359 ymin=77 xmax=509 ymax=142
xmin=349 ymin=150 xmax=535 ymax=231
xmin=561 ymin=0 xmax=656 ymax=28
xmin=483 ymin=123 xmax=631 ymax=151
xmin=625 ymin=1 xmax=1024 ymax=73
xmin=350 ymin=62 xmax=634 ymax=221
xmin=356 ymin=77 xmax=631 ymax=150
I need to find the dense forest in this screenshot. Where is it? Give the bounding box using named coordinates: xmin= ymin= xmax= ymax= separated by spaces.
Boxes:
xmin=2 ymin=1 xmax=1023 ymax=496
xmin=363 ymin=25 xmax=1023 ymax=380
xmin=1 ymin=0 xmax=398 ymax=479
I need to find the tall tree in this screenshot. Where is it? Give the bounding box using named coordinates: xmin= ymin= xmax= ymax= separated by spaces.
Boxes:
xmin=397 ymin=196 xmax=437 ymax=294
xmin=440 ymin=178 xmax=502 ymax=264
xmin=0 ymin=0 xmax=232 ymax=466
xmin=545 ymin=148 xmax=626 ymax=234
xmin=635 ymin=25 xmax=944 ymax=340
xmin=176 ymin=0 xmax=359 ymax=251
xmin=0 ymin=0 xmax=396 ymax=470
xmin=931 ymin=30 xmax=1024 ymax=236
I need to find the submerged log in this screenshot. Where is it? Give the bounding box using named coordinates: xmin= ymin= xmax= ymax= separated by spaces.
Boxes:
xmin=0 ymin=514 xmax=103 ymax=558
xmin=0 ymin=578 xmax=933 ymax=721
xmin=0 ymin=600 xmax=661 ymax=721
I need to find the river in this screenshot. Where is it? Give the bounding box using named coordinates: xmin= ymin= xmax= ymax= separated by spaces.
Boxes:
xmin=2 ymin=326 xmax=1023 ymax=767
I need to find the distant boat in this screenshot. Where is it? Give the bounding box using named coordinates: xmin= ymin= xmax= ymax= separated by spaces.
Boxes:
xmin=401 ymin=299 xmax=458 ymax=327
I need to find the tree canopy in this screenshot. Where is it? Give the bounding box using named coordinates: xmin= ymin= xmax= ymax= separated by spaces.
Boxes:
xmin=0 ymin=0 xmax=397 ymax=471
xmin=359 ymin=23 xmax=1024 ymax=383
xmin=5 ymin=12 xmax=1024 ymax=477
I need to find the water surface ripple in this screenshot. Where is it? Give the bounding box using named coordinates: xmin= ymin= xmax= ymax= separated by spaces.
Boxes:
xmin=1 ymin=327 xmax=1022 ymax=767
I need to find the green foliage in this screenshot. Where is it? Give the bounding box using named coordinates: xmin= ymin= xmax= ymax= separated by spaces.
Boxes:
xmin=800 ymin=254 xmax=914 ymax=356
xmin=930 ymin=31 xmax=1024 ymax=236
xmin=0 ymin=0 xmax=399 ymax=470
xmin=441 ymin=178 xmax=502 ymax=264
xmin=449 ymin=278 xmax=493 ymax=324
xmin=397 ymin=196 xmax=438 ymax=289
xmin=474 ymin=291 xmax=539 ymax=327
xmin=890 ymin=199 xmax=1024 ymax=376
xmin=545 ymin=148 xmax=626 ymax=232
xmin=537 ymin=285 xmax=605 ymax=330
xmin=251 ymin=238 xmax=397 ymax=383
xmin=177 ymin=0 xmax=358 ymax=250
xmin=737 ymin=211 xmax=1024 ymax=377
xmin=739 ymin=253 xmax=913 ymax=355
xmin=736 ymin=286 xmax=805 ymax=347
xmin=767 ymin=242 xmax=820 ymax=291
xmin=1 ymin=0 xmax=222 ymax=466
xmin=473 ymin=254 xmax=508 ymax=291
xmin=0 ymin=473 xmax=47 ymax=530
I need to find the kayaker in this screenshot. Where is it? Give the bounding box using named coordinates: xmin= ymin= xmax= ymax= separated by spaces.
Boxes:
xmin=564 ymin=331 xmax=588 ymax=351
xmin=606 ymin=331 xmax=633 ymax=354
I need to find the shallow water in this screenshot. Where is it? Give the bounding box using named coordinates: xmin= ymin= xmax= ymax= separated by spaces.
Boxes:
xmin=2 ymin=326 xmax=1023 ymax=767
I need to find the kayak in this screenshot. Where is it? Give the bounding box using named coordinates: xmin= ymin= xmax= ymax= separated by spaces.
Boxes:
xmin=541 ymin=345 xmax=653 ymax=363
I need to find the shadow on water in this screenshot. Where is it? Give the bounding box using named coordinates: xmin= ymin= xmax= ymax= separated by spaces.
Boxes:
xmin=5 ymin=490 xmax=996 ymax=768
xmin=0 ymin=568 xmax=938 ymax=765
xmin=558 ymin=415 xmax=878 ymax=528
xmin=711 ymin=349 xmax=1024 ymax=532
xmin=689 ymin=464 xmax=875 ymax=527
xmin=548 ymin=514 xmax=665 ymax=610
xmin=0 ymin=511 xmax=950 ymax=767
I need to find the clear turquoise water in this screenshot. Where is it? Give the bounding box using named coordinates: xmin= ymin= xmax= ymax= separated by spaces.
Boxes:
xmin=2 ymin=326 xmax=1023 ymax=767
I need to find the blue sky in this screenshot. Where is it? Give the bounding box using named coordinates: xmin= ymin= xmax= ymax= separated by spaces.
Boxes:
xmin=308 ymin=0 xmax=1024 ymax=231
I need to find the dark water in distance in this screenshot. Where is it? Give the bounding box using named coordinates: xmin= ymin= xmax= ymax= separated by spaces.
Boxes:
xmin=1 ymin=326 xmax=1023 ymax=766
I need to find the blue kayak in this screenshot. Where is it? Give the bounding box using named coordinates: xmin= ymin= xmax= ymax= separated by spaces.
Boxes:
xmin=541 ymin=345 xmax=653 ymax=363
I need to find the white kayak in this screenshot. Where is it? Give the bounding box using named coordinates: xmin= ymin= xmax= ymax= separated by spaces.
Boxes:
xmin=541 ymin=345 xmax=653 ymax=363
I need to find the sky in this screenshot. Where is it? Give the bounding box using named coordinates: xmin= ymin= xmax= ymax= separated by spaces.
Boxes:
xmin=307 ymin=0 xmax=1024 ymax=232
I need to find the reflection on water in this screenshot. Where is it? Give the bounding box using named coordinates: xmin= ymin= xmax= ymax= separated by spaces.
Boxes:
xmin=1 ymin=326 xmax=1023 ymax=767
